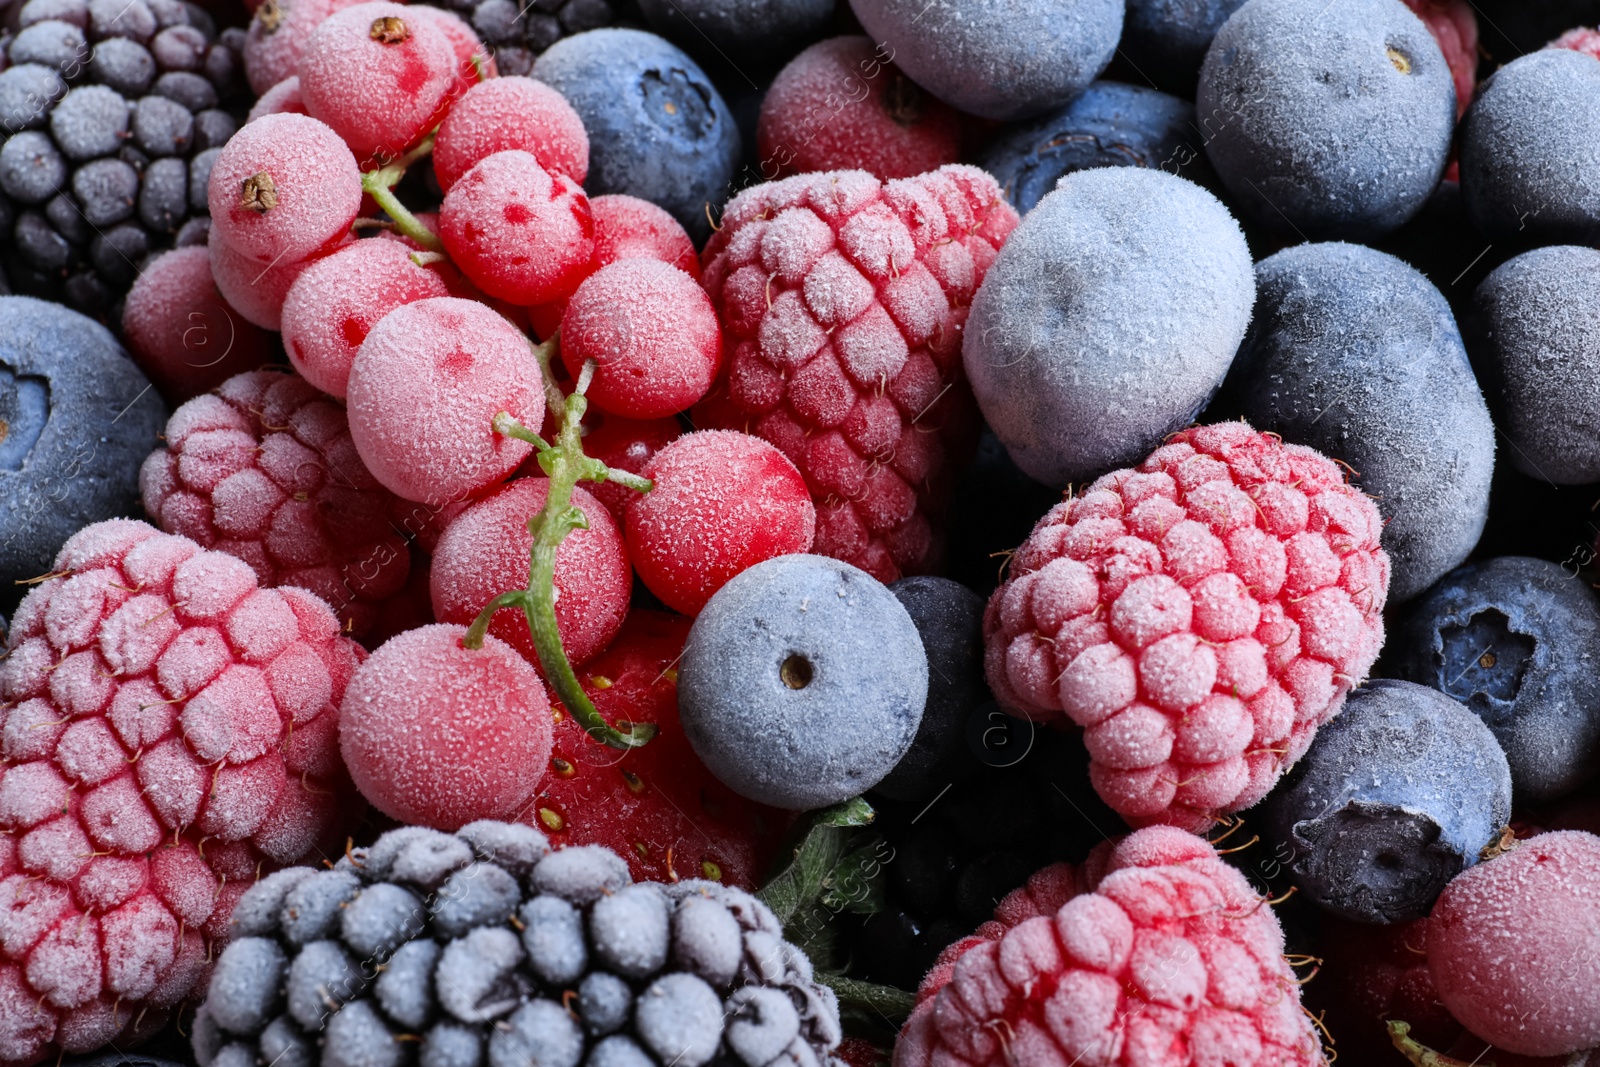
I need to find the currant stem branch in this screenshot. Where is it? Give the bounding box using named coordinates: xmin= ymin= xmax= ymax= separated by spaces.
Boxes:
xmin=465 ymin=337 xmax=656 ymax=751
xmin=360 ymin=135 xmax=444 ymax=252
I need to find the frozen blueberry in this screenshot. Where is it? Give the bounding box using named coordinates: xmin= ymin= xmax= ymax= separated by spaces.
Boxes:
xmin=1465 ymin=246 xmax=1600 ymax=484
xmin=637 ymin=0 xmax=834 ymax=67
xmin=1460 ymin=50 xmax=1600 ymax=246
xmin=49 ymin=84 xmax=129 ymax=160
xmin=1122 ymin=0 xmax=1247 ymax=95
xmin=633 ymin=974 xmax=723 ymax=1067
xmin=964 ymin=166 xmax=1254 ymax=486
xmin=1196 ymin=0 xmax=1454 ymax=239
xmin=0 ymin=297 xmax=164 ymax=602
xmin=847 ymin=0 xmax=1122 ymax=121
xmin=981 ymin=81 xmax=1211 ymax=216
xmin=874 ymin=576 xmax=987 ymax=802
xmin=0 ymin=132 xmax=67 ymax=204
xmin=679 ymin=553 xmax=928 ymax=809
xmin=532 ymin=29 xmax=740 ymax=242
xmin=0 ymin=65 xmax=66 ymax=132
xmin=1390 ymin=556 xmax=1600 ymax=804
xmin=1262 ymin=679 xmax=1512 ymax=924
xmin=1216 ymin=242 xmax=1495 ymax=602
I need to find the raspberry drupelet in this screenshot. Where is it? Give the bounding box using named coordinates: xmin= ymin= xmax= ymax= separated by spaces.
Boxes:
xmin=0 ymin=520 xmax=362 ymax=1066
xmin=984 ymin=422 xmax=1389 ymax=832
xmin=694 ymin=166 xmax=1020 ymax=583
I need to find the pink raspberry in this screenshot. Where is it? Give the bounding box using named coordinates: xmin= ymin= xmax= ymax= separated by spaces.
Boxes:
xmin=139 ymin=369 xmax=422 ymax=640
xmin=984 ymin=422 xmax=1389 ymax=831
xmin=0 ymin=519 xmax=362 ymax=1066
xmin=897 ymin=826 xmax=1327 ymax=1067
xmin=693 ymin=166 xmax=1019 ymax=583
xmin=1549 ymin=26 xmax=1600 ymax=61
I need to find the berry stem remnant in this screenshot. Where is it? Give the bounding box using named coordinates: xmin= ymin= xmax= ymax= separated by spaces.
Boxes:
xmin=1386 ymin=1021 xmax=1490 ymax=1067
xmin=464 ymin=330 xmax=657 ymax=750
xmin=359 ymin=134 xmax=445 ymax=251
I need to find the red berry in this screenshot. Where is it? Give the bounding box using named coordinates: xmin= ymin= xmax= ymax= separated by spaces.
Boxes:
xmin=559 ymin=259 xmax=721 ymax=419
xmin=346 ymin=296 xmax=545 ymax=504
xmin=567 ymin=409 xmax=680 ymax=525
xmin=206 ymin=113 xmax=361 ymax=266
xmin=430 ymin=477 xmax=631 ymax=667
xmin=0 ymin=520 xmax=362 ymax=1066
xmin=122 ymin=246 xmax=272 ymax=403
xmin=406 ymin=4 xmax=495 ymax=101
xmin=247 ymin=76 xmax=307 ymax=123
xmin=1428 ymin=832 xmax=1600 ymax=1058
xmin=281 ymin=237 xmax=453 ymax=398
xmin=242 ymin=0 xmax=369 ymax=96
xmin=139 ymin=369 xmax=419 ymax=640
xmin=528 ymin=610 xmax=791 ymax=888
xmin=299 ymin=2 xmax=457 ymax=165
xmin=758 ymin=37 xmax=960 ymax=181
xmin=626 ymin=430 xmax=815 ymax=616
xmin=984 ymin=422 xmax=1390 ymax=831
xmin=694 ymin=166 xmax=1019 ymax=582
xmin=900 ymin=826 xmax=1326 ymax=1067
xmin=433 ymin=75 xmax=589 ymax=191
xmin=439 ymin=149 xmax=595 ymax=306
xmin=208 ymin=225 xmax=349 ymax=332
xmin=1406 ymin=0 xmax=1478 ymax=116
xmin=339 ymin=623 xmax=553 ymax=829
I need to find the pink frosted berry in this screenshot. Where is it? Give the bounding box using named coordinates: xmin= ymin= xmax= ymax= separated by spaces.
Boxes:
xmin=430 ymin=478 xmax=631 ymax=668
xmin=208 ymin=226 xmax=349 ymax=332
xmin=984 ymin=422 xmax=1390 ymax=831
xmin=346 ymin=296 xmax=545 ymax=504
xmin=1428 ymin=832 xmax=1600 ymax=1058
xmin=898 ymin=826 xmax=1326 ymax=1067
xmin=1549 ymin=25 xmax=1600 ymax=61
xmin=432 ymin=75 xmax=589 ymax=191
xmin=339 ymin=624 xmax=552 ymax=830
xmin=298 ymin=2 xmax=457 ymax=165
xmin=121 ymin=246 xmax=272 ymax=403
xmin=206 ymin=112 xmax=361 ymax=266
xmin=559 ymin=258 xmax=722 ymax=420
xmin=0 ymin=520 xmax=361 ymax=1067
xmin=139 ymin=369 xmax=422 ymax=640
xmin=247 ymin=76 xmax=307 ymax=123
xmin=439 ymin=149 xmax=595 ymax=306
xmin=281 ymin=237 xmax=454 ymax=398
xmin=242 ymin=0 xmax=369 ymax=96
xmin=758 ymin=37 xmax=960 ymax=181
xmin=406 ymin=5 xmax=495 ymax=100
xmin=626 ymin=430 xmax=816 ymax=616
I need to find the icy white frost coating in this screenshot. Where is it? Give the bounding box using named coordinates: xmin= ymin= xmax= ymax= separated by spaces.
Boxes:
xmin=963 ymin=167 xmax=1254 ymax=487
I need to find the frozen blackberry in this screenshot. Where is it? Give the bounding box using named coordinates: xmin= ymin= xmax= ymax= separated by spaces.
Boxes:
xmin=0 ymin=0 xmax=248 ymax=322
xmin=416 ymin=0 xmax=647 ymax=75
xmin=195 ymin=823 xmax=847 ymax=1067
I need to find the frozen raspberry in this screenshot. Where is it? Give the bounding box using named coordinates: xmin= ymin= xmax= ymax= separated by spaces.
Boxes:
xmin=693 ymin=166 xmax=1019 ymax=583
xmin=560 ymin=259 xmax=721 ymax=420
xmin=571 ymin=411 xmax=681 ymax=525
xmin=407 ymin=5 xmax=495 ymax=100
xmin=432 ymin=75 xmax=589 ymax=192
xmin=626 ymin=431 xmax=816 ymax=616
xmin=439 ymin=149 xmax=595 ymax=306
xmin=139 ymin=369 xmax=420 ymax=639
xmin=298 ymin=2 xmax=457 ymax=166
xmin=246 ymin=76 xmax=306 ymax=122
xmin=984 ymin=422 xmax=1390 ymax=831
xmin=0 ymin=519 xmax=362 ymax=1066
xmin=758 ymin=37 xmax=960 ymax=181
xmin=530 ymin=611 xmax=792 ymax=888
xmin=242 ymin=0 xmax=370 ymax=95
xmin=1405 ymin=0 xmax=1479 ymax=116
xmin=1428 ymin=831 xmax=1600 ymax=1058
xmin=346 ymin=296 xmax=546 ymax=504
xmin=1549 ymin=26 xmax=1600 ymax=61
xmin=206 ymin=112 xmax=361 ymax=266
xmin=207 ymin=226 xmax=349 ymax=332
xmin=281 ymin=237 xmax=454 ymax=398
xmin=898 ymin=826 xmax=1326 ymax=1067
xmin=340 ymin=624 xmax=553 ymax=829
xmin=430 ymin=477 xmax=631 ymax=668
xmin=122 ymin=246 xmax=273 ymax=402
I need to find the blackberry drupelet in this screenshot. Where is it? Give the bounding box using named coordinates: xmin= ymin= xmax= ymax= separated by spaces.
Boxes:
xmin=418 ymin=0 xmax=646 ymax=76
xmin=194 ymin=822 xmax=849 ymax=1067
xmin=0 ymin=0 xmax=248 ymax=321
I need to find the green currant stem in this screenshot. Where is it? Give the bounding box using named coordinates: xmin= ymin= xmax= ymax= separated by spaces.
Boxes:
xmin=463 ymin=336 xmax=656 ymax=750
xmin=1386 ymin=1022 xmax=1486 ymax=1067
xmin=360 ymin=134 xmax=443 ymax=252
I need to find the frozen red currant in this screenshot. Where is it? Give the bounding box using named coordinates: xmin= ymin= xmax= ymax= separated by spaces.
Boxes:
xmin=433 ymin=75 xmax=589 ymax=191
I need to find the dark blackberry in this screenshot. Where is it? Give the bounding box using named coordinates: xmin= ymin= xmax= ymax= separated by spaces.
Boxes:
xmin=416 ymin=0 xmax=646 ymax=76
xmin=0 ymin=0 xmax=248 ymax=321
xmin=194 ymin=822 xmax=849 ymax=1067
